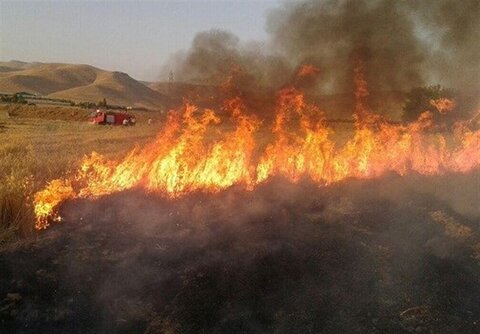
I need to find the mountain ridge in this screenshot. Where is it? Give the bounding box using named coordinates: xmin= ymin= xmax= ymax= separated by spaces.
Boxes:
xmin=0 ymin=61 xmax=167 ymax=109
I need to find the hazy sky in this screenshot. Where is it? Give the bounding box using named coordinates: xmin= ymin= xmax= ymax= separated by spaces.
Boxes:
xmin=0 ymin=0 xmax=280 ymax=81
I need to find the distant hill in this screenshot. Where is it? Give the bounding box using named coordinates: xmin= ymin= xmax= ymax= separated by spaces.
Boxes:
xmin=50 ymin=71 xmax=168 ymax=109
xmin=0 ymin=61 xmax=167 ymax=109
xmin=0 ymin=60 xmax=36 ymax=70
xmin=0 ymin=60 xmax=408 ymax=117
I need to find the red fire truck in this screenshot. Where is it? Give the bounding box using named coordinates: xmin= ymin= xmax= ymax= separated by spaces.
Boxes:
xmin=90 ymin=110 xmax=136 ymax=126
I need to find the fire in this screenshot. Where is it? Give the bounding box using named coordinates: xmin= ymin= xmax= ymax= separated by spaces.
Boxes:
xmin=34 ymin=179 xmax=75 ymax=230
xmin=430 ymin=98 xmax=456 ymax=114
xmin=296 ymin=64 xmax=321 ymax=79
xmin=33 ymin=66 xmax=480 ymax=230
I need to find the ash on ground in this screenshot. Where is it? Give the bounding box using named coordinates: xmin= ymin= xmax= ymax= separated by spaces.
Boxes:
xmin=1 ymin=173 xmax=480 ymax=333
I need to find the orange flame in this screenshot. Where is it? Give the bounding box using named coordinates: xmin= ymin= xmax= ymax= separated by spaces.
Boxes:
xmin=34 ymin=179 xmax=75 ymax=230
xmin=33 ymin=67 xmax=480 ymax=230
xmin=296 ymin=64 xmax=320 ymax=79
xmin=430 ymin=98 xmax=456 ymax=114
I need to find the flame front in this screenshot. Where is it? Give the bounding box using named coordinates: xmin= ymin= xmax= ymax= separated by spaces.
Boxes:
xmin=33 ymin=66 xmax=480 ymax=229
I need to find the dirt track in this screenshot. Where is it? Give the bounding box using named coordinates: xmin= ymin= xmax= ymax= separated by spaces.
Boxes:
xmin=1 ymin=174 xmax=480 ymax=333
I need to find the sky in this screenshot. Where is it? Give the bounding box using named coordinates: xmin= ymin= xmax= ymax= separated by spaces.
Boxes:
xmin=0 ymin=0 xmax=281 ymax=81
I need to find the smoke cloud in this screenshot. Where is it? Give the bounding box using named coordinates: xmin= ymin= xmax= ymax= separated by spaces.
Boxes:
xmin=163 ymin=0 xmax=480 ymax=95
xmin=162 ymin=30 xmax=291 ymax=89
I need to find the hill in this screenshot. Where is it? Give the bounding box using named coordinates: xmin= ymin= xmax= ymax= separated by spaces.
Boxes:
xmin=50 ymin=71 xmax=168 ymax=110
xmin=0 ymin=61 xmax=407 ymax=116
xmin=0 ymin=61 xmax=167 ymax=109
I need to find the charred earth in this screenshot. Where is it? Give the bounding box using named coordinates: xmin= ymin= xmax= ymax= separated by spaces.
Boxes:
xmin=1 ymin=173 xmax=480 ymax=333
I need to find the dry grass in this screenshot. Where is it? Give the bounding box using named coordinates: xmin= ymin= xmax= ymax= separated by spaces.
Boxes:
xmin=0 ymin=104 xmax=162 ymax=245
xmin=0 ymin=102 xmax=362 ymax=246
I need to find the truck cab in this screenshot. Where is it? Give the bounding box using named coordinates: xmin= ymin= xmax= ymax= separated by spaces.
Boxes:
xmin=90 ymin=109 xmax=136 ymax=126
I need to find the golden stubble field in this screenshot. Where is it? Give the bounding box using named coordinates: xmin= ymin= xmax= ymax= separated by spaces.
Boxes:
xmin=2 ymin=102 xmax=469 ymax=247
xmin=0 ymin=104 xmax=163 ymax=245
xmin=0 ymin=103 xmax=331 ymax=244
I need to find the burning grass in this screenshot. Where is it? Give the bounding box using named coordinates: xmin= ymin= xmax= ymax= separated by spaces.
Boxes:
xmin=33 ymin=82 xmax=480 ymax=231
xmin=1 ymin=62 xmax=479 ymax=332
xmin=0 ymin=106 xmax=161 ymax=245
xmin=3 ymin=63 xmax=479 ymax=241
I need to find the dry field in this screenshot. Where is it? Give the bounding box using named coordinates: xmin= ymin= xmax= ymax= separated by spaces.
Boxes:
xmin=0 ymin=104 xmax=163 ymax=245
xmin=0 ymin=102 xmax=473 ymax=246
xmin=0 ymin=102 xmax=353 ymax=246
xmin=1 ymin=103 xmax=480 ymax=333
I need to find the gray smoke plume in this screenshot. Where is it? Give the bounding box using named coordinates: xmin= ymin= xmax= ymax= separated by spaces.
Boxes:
xmin=162 ymin=29 xmax=291 ymax=89
xmin=267 ymin=0 xmax=426 ymax=93
xmin=163 ymin=0 xmax=480 ymax=95
xmin=408 ymin=0 xmax=480 ymax=91
xmin=267 ymin=0 xmax=480 ymax=93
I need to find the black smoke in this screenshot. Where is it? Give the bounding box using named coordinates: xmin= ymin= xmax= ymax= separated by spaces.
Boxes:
xmin=163 ymin=0 xmax=480 ymax=95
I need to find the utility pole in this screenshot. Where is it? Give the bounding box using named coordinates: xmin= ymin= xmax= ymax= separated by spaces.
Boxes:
xmin=168 ymin=70 xmax=174 ymax=94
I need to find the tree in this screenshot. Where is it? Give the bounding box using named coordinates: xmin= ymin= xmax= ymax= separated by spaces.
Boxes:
xmin=97 ymin=97 xmax=107 ymax=108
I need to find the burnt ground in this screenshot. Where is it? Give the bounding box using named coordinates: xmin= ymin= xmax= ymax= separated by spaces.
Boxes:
xmin=1 ymin=173 xmax=480 ymax=333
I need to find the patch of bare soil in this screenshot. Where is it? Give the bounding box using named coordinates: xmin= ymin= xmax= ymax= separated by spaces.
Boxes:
xmin=1 ymin=175 xmax=479 ymax=333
